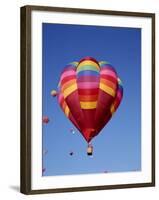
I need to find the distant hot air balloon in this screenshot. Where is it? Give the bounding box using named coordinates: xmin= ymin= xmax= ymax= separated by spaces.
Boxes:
xmin=69 ymin=151 xmax=74 ymax=156
xmin=43 ymin=149 xmax=48 ymax=155
xmin=51 ymin=89 xmax=57 ymax=97
xmin=70 ymin=128 xmax=75 ymax=134
xmin=57 ymin=57 xmax=123 ymax=155
xmin=42 ymin=116 xmax=49 ymax=124
xmin=42 ymin=168 xmax=46 ymax=174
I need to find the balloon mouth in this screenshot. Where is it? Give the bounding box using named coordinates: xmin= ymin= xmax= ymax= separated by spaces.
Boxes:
xmin=82 ymin=128 xmax=96 ymax=143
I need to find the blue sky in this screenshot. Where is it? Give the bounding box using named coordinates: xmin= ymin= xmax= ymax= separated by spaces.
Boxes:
xmin=42 ymin=23 xmax=141 ymax=176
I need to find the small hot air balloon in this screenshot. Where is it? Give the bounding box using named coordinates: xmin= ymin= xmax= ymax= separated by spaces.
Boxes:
xmin=70 ymin=128 xmax=75 ymax=134
xmin=51 ymin=89 xmax=57 ymax=97
xmin=57 ymin=57 xmax=123 ymax=155
xmin=42 ymin=116 xmax=49 ymax=124
xmin=69 ymin=151 xmax=74 ymax=156
xmin=42 ymin=168 xmax=46 ymax=174
xmin=43 ymin=149 xmax=48 ymax=155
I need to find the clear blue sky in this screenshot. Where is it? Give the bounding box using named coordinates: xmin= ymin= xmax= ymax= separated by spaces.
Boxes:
xmin=42 ymin=23 xmax=141 ymax=176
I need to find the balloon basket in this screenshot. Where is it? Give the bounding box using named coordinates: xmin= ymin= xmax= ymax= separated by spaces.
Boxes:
xmin=87 ymin=144 xmax=93 ymax=156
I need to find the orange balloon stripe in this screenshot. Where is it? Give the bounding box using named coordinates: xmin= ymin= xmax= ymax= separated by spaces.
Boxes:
xmin=110 ymin=104 xmax=115 ymax=115
xmin=79 ymin=94 xmax=98 ymax=101
xmin=100 ymin=78 xmax=117 ymax=90
xmin=60 ymin=97 xmax=70 ymax=116
xmin=60 ymin=95 xmax=67 ymax=109
xmin=61 ymin=100 xmax=66 ymax=110
xmin=61 ymin=79 xmax=76 ymax=92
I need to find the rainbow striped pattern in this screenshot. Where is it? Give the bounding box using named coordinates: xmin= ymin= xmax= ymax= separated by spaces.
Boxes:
xmin=57 ymin=57 xmax=123 ymax=143
xmin=76 ymin=57 xmax=100 ymax=109
xmin=58 ymin=62 xmax=78 ymax=117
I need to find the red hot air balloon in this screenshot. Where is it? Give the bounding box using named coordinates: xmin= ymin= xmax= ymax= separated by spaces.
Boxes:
xmin=57 ymin=57 xmax=123 ymax=154
xmin=42 ymin=116 xmax=49 ymax=124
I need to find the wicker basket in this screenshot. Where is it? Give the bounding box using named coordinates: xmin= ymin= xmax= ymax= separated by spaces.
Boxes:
xmin=87 ymin=145 xmax=93 ymax=156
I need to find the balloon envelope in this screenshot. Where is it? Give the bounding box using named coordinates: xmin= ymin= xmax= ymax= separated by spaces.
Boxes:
xmin=69 ymin=151 xmax=74 ymax=156
xmin=51 ymin=89 xmax=57 ymax=97
xmin=42 ymin=116 xmax=49 ymax=124
xmin=70 ymin=128 xmax=75 ymax=134
xmin=42 ymin=168 xmax=46 ymax=173
xmin=58 ymin=57 xmax=123 ymax=143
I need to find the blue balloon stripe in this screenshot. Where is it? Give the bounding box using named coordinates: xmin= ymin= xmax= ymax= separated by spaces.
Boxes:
xmin=100 ymin=64 xmax=113 ymax=68
xmin=77 ymin=70 xmax=99 ymax=77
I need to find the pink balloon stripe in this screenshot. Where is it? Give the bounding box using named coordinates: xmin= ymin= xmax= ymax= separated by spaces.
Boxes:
xmin=77 ymin=82 xmax=99 ymax=89
xmin=100 ymin=69 xmax=117 ymax=79
xmin=58 ymin=93 xmax=63 ymax=104
xmin=117 ymin=90 xmax=123 ymax=100
xmin=60 ymin=70 xmax=76 ymax=81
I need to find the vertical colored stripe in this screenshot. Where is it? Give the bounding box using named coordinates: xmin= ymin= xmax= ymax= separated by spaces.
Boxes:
xmin=99 ymin=82 xmax=115 ymax=97
xmin=63 ymin=84 xmax=77 ymax=98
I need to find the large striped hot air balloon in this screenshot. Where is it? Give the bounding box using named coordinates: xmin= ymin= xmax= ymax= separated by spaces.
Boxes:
xmin=57 ymin=57 xmax=123 ymax=155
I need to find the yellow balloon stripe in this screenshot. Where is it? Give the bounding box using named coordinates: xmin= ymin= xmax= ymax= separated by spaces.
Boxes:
xmin=99 ymin=82 xmax=115 ymax=97
xmin=80 ymin=101 xmax=97 ymax=109
xmin=77 ymin=60 xmax=100 ymax=70
xmin=61 ymin=79 xmax=76 ymax=92
xmin=64 ymin=106 xmax=70 ymax=116
xmin=63 ymin=83 xmax=77 ymax=98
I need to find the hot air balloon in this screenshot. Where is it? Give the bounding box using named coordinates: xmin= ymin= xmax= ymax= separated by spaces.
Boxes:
xmin=69 ymin=151 xmax=74 ymax=156
xmin=57 ymin=57 xmax=123 ymax=155
xmin=42 ymin=116 xmax=49 ymax=124
xmin=42 ymin=168 xmax=46 ymax=174
xmin=51 ymin=89 xmax=57 ymax=97
xmin=43 ymin=149 xmax=48 ymax=155
xmin=70 ymin=128 xmax=75 ymax=134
